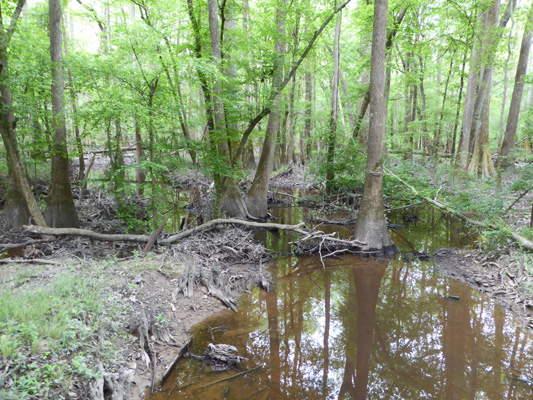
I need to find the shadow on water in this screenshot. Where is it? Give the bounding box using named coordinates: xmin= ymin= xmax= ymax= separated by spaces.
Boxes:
xmin=151 ymin=202 xmax=532 ymax=400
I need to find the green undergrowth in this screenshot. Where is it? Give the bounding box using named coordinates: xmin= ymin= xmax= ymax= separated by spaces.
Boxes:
xmin=0 ymin=263 xmax=131 ymax=399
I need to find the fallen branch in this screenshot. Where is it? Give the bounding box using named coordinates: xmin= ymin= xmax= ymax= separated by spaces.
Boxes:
xmin=0 ymin=258 xmax=61 ymax=265
xmin=0 ymin=238 xmax=55 ymax=250
xmin=202 ymin=365 xmax=262 ymax=389
xmin=159 ymin=218 xmax=309 ymax=245
xmin=23 ymin=225 xmax=152 ymax=243
xmin=23 ymin=218 xmax=365 ymax=252
xmin=384 ymin=167 xmax=533 ymax=251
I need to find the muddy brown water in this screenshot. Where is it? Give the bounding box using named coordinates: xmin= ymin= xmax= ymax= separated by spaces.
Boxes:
xmin=151 ymin=202 xmax=533 ymax=399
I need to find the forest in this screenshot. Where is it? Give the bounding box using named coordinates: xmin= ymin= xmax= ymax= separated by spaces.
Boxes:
xmin=2 ymin=0 xmax=533 ymax=398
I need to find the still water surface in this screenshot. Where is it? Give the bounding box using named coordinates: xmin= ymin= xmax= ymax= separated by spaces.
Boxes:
xmin=154 ymin=204 xmax=533 ymax=399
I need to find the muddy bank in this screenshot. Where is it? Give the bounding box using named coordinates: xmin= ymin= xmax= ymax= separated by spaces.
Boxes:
xmin=433 ymin=247 xmax=533 ymax=329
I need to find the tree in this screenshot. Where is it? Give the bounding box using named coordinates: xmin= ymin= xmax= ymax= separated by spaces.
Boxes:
xmin=325 ymin=5 xmax=342 ymax=194
xmin=0 ymin=0 xmax=47 ymax=228
xmin=45 ymin=0 xmax=80 ymax=227
xmin=246 ymin=0 xmax=287 ymax=219
xmin=497 ymin=0 xmax=533 ymax=169
xmin=353 ymin=0 xmax=397 ymax=256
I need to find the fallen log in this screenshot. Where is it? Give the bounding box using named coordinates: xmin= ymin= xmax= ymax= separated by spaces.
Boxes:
xmin=385 ymin=167 xmax=533 ymax=251
xmin=23 ymin=225 xmax=152 ymax=243
xmin=23 ymin=218 xmax=365 ymax=250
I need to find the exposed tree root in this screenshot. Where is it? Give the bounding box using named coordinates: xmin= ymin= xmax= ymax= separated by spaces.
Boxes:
xmin=89 ymin=363 xmax=134 ymax=400
xmin=385 ymin=167 xmax=533 ymax=251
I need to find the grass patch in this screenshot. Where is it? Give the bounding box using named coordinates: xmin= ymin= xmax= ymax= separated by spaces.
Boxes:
xmin=0 ymin=269 xmax=128 ymax=399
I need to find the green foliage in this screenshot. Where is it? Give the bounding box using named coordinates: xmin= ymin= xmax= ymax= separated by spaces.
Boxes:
xmin=309 ymin=140 xmax=366 ymax=193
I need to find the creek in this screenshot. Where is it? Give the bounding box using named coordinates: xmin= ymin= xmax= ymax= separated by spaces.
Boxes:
xmin=155 ymin=194 xmax=533 ymax=399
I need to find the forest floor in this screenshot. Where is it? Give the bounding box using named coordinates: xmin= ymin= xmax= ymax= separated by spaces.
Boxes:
xmin=1 ymin=161 xmax=533 ymax=399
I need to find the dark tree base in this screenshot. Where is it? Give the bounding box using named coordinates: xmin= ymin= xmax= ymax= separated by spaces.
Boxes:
xmin=45 ymin=203 xmax=80 ymax=228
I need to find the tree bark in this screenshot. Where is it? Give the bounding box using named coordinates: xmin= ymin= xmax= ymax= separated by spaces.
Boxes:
xmin=246 ymin=0 xmax=287 ymax=218
xmin=456 ymin=10 xmax=486 ymax=170
xmin=207 ymin=0 xmax=248 ymax=219
xmin=46 ymin=0 xmax=80 ymax=227
xmin=464 ymin=0 xmax=516 ymax=174
xmin=353 ymin=0 xmax=397 ymax=255
xmin=0 ymin=0 xmax=47 ymax=228
xmin=498 ymin=0 xmax=533 ymax=169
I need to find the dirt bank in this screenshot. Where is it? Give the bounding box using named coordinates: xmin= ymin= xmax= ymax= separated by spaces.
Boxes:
xmin=433 ymin=247 xmax=533 ymax=329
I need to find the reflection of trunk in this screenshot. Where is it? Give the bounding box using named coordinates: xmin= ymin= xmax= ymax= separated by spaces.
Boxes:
xmin=266 ymin=286 xmax=282 ymax=399
xmin=338 ymin=262 xmax=387 ymax=399
xmin=322 ymin=270 xmax=331 ymax=394
xmin=490 ymin=307 xmax=505 ymax=400
xmin=46 ymin=0 xmax=80 ymax=228
xmin=442 ymin=287 xmax=470 ymax=400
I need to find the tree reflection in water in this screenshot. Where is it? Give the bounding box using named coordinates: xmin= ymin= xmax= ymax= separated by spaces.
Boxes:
xmin=157 ymin=255 xmax=533 ymax=400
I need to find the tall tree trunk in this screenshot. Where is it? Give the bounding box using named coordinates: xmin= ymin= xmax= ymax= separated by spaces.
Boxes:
xmin=207 ymin=0 xmax=248 ymax=219
xmin=456 ymin=10 xmax=486 ymax=170
xmin=63 ymin=16 xmax=84 ymax=183
xmin=133 ymin=114 xmax=145 ymax=196
xmin=498 ymin=17 xmax=514 ymax=153
xmin=353 ymin=0 xmax=397 ymax=255
xmin=435 ymin=50 xmax=456 ymax=157
xmin=45 ymin=0 xmax=79 ymax=228
xmin=326 ymin=7 xmax=342 ymax=194
xmin=452 ymin=50 xmax=468 ymax=157
xmin=301 ymin=59 xmax=313 ymax=165
xmin=0 ymin=0 xmax=47 ymax=227
xmin=246 ymin=0 xmax=286 ymax=218
xmin=498 ymin=0 xmax=533 ymax=169
xmin=352 ymin=6 xmax=408 ymax=139
xmin=465 ymin=0 xmax=516 ymax=174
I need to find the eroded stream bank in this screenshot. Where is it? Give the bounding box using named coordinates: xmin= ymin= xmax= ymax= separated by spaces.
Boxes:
xmin=149 ymin=202 xmax=533 ymax=399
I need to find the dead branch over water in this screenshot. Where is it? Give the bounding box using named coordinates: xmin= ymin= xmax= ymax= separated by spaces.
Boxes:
xmin=22 ymin=218 xmax=365 ymax=251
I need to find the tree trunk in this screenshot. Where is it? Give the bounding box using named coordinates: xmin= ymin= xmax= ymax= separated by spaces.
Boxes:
xmin=301 ymin=60 xmax=313 ymax=165
xmin=498 ymin=0 xmax=533 ymax=169
xmin=207 ymin=0 xmax=248 ymax=219
xmin=451 ymin=50 xmax=468 ymax=157
xmin=134 ymin=115 xmax=146 ymax=195
xmin=45 ymin=0 xmax=79 ymax=228
xmin=326 ymin=8 xmax=342 ymax=194
xmin=0 ymin=0 xmax=47 ymax=228
xmin=353 ymin=0 xmax=397 ymax=255
xmin=464 ymin=0 xmax=516 ymax=174
xmin=456 ymin=10 xmax=486 ymax=170
xmin=246 ymin=0 xmax=286 ymax=218
xmin=435 ymin=50 xmax=455 ymax=157
xmin=498 ymin=17 xmax=514 ymax=153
